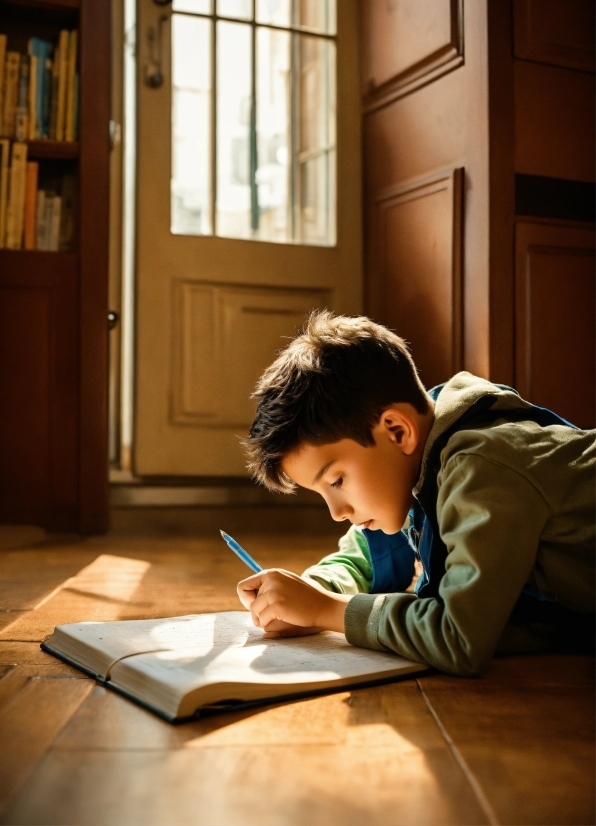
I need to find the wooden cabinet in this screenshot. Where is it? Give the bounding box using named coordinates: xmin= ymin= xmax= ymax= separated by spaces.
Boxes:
xmin=362 ymin=0 xmax=595 ymax=425
xmin=0 ymin=0 xmax=110 ymax=531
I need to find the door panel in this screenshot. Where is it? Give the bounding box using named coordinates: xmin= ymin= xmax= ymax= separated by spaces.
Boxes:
xmin=368 ymin=169 xmax=463 ymax=390
xmin=135 ymin=0 xmax=361 ymax=476
xmin=515 ymin=220 xmax=595 ymax=428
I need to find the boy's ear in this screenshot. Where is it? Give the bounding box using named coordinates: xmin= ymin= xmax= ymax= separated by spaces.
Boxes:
xmin=378 ymin=406 xmax=419 ymax=455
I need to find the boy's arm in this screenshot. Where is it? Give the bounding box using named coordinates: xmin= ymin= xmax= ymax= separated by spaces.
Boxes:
xmin=302 ymin=525 xmax=374 ymax=595
xmin=344 ymin=454 xmax=551 ymax=676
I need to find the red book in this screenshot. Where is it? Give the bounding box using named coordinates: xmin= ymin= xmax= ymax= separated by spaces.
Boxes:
xmin=23 ymin=161 xmax=39 ymax=250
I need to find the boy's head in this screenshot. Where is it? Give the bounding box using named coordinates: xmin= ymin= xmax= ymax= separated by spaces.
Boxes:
xmin=244 ymin=311 xmax=434 ymax=534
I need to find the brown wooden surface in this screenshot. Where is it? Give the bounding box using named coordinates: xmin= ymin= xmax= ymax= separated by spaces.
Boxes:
xmin=0 ymin=253 xmax=79 ymax=530
xmin=0 ymin=0 xmax=110 ymax=534
xmin=78 ymin=0 xmax=111 ymax=533
xmin=0 ymin=527 xmax=593 ymax=826
xmin=514 ymin=60 xmax=595 ymax=183
xmin=515 ymin=220 xmax=595 ymax=428
xmin=514 ymin=0 xmax=595 ymax=73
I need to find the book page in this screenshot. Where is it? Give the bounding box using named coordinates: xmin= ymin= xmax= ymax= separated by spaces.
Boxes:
xmin=110 ymin=625 xmax=419 ymax=694
xmin=47 ymin=612 xmax=264 ymax=677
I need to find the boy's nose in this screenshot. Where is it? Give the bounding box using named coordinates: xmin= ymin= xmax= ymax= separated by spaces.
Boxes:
xmin=327 ymin=498 xmax=352 ymax=522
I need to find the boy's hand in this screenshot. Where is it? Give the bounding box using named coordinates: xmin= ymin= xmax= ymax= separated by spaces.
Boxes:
xmin=237 ymin=569 xmax=350 ymax=638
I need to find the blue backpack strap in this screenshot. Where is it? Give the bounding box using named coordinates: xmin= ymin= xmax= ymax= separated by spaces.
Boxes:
xmin=363 ymin=528 xmax=415 ymax=593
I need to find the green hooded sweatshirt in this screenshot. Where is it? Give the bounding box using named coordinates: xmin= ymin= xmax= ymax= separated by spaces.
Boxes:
xmin=303 ymin=373 xmax=595 ymax=676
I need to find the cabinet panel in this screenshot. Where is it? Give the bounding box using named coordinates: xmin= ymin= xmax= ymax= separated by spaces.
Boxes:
xmin=515 ymin=221 xmax=595 ymax=428
xmin=361 ymin=0 xmax=463 ymax=109
xmin=515 ymin=61 xmax=595 ymax=182
xmin=0 ymin=252 xmax=79 ymax=528
xmin=368 ymin=170 xmax=463 ymax=390
xmin=514 ymin=0 xmax=595 ymax=72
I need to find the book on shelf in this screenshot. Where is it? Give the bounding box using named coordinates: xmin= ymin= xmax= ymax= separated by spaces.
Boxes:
xmin=23 ymin=160 xmax=38 ymax=250
xmin=0 ymin=150 xmax=75 ymax=251
xmin=0 ymin=29 xmax=78 ymax=143
xmin=0 ymin=138 xmax=9 ymax=246
xmin=42 ymin=612 xmax=427 ymax=722
xmin=5 ymin=141 xmax=27 ymax=249
xmin=1 ymin=51 xmax=19 ymax=139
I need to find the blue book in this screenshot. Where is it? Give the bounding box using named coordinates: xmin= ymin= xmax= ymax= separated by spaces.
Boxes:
xmin=28 ymin=38 xmax=52 ymax=138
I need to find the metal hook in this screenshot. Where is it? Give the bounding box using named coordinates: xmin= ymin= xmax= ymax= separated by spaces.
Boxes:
xmin=144 ymin=14 xmax=168 ymax=88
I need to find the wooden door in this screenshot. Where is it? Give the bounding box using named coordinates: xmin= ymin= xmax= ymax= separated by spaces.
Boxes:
xmin=134 ymin=0 xmax=362 ymax=476
xmin=361 ymin=0 xmax=492 ymax=391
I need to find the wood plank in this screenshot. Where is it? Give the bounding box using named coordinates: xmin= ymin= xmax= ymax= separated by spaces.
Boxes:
xmin=418 ymin=657 xmax=595 ymax=825
xmin=5 ymin=683 xmax=488 ymax=826
xmin=0 ymin=678 xmax=92 ymax=813
xmin=0 ymin=537 xmax=334 ymax=641
xmin=0 ymin=665 xmax=86 ymax=710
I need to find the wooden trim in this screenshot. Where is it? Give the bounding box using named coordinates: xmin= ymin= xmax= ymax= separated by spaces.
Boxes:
xmin=78 ymin=0 xmax=111 ymax=532
xmin=487 ymin=0 xmax=516 ymax=386
xmin=363 ymin=0 xmax=464 ymax=114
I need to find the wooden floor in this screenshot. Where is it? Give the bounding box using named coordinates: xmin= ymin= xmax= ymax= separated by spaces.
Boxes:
xmin=0 ymin=523 xmax=593 ymax=826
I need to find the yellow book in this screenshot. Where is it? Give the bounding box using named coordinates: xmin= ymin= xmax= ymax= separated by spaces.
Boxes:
xmin=0 ymin=137 xmax=9 ymax=247
xmin=0 ymin=35 xmax=7 ymax=136
xmin=5 ymin=141 xmax=27 ymax=249
xmin=55 ymin=29 xmax=69 ymax=141
xmin=64 ymin=30 xmax=77 ymax=142
xmin=1 ymin=52 xmax=20 ymax=139
xmin=28 ymin=54 xmax=38 ymax=139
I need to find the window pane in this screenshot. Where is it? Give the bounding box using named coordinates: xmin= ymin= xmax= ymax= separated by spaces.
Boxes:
xmin=216 ymin=21 xmax=252 ymax=238
xmin=173 ymin=0 xmax=212 ymax=13
xmin=296 ymin=34 xmax=335 ymax=245
xmin=255 ymin=27 xmax=291 ymax=242
xmin=256 ymin=0 xmax=291 ymax=27
xmin=299 ymin=151 xmax=334 ymax=245
xmin=298 ymin=35 xmax=334 ymax=155
xmin=296 ymin=0 xmax=336 ymax=34
xmin=171 ymin=15 xmax=212 ymax=235
xmin=217 ymin=0 xmax=252 ymax=20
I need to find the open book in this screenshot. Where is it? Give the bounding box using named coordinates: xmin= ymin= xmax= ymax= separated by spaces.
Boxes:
xmin=42 ymin=612 xmax=427 ymax=722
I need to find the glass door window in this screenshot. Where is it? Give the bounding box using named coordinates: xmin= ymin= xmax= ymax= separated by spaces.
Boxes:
xmin=171 ymin=0 xmax=336 ymax=245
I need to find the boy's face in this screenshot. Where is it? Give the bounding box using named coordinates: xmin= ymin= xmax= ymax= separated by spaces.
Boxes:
xmin=281 ymin=406 xmax=427 ymax=535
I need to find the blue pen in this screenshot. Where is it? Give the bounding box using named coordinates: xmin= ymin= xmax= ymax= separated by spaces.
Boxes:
xmin=219 ymin=530 xmax=263 ymax=573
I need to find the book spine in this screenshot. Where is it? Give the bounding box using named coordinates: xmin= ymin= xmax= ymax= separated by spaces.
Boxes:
xmin=73 ymin=72 xmax=79 ymax=140
xmin=28 ymin=54 xmax=38 ymax=139
xmin=55 ymin=30 xmax=69 ymax=142
xmin=49 ymin=194 xmax=61 ymax=251
xmin=42 ymin=190 xmax=54 ymax=250
xmin=15 ymin=54 xmax=29 ymax=142
xmin=64 ymin=31 xmax=78 ymax=143
xmin=23 ymin=161 xmax=38 ymax=249
xmin=5 ymin=142 xmax=27 ymax=249
xmin=0 ymin=138 xmax=9 ymax=247
xmin=0 ymin=35 xmax=7 ymax=137
xmin=1 ymin=52 xmax=20 ymax=139
xmin=48 ymin=46 xmax=59 ymax=140
xmin=35 ymin=189 xmax=46 ymax=250
xmin=59 ymin=173 xmax=76 ymax=251
xmin=42 ymin=56 xmax=52 ymax=140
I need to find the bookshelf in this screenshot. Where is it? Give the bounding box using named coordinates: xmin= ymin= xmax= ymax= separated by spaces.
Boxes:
xmin=0 ymin=0 xmax=110 ymax=532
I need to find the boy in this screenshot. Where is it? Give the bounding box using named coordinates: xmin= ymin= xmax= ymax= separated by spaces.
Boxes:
xmin=238 ymin=312 xmax=595 ymax=676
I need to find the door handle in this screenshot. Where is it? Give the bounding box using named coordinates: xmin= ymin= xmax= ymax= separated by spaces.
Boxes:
xmin=145 ymin=14 xmax=168 ymax=89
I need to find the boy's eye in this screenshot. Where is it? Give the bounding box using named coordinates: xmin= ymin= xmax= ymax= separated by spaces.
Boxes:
xmin=331 ymin=476 xmax=343 ymax=489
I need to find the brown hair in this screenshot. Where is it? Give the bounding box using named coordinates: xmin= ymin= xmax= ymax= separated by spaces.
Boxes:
xmin=244 ymin=310 xmax=430 ymax=492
